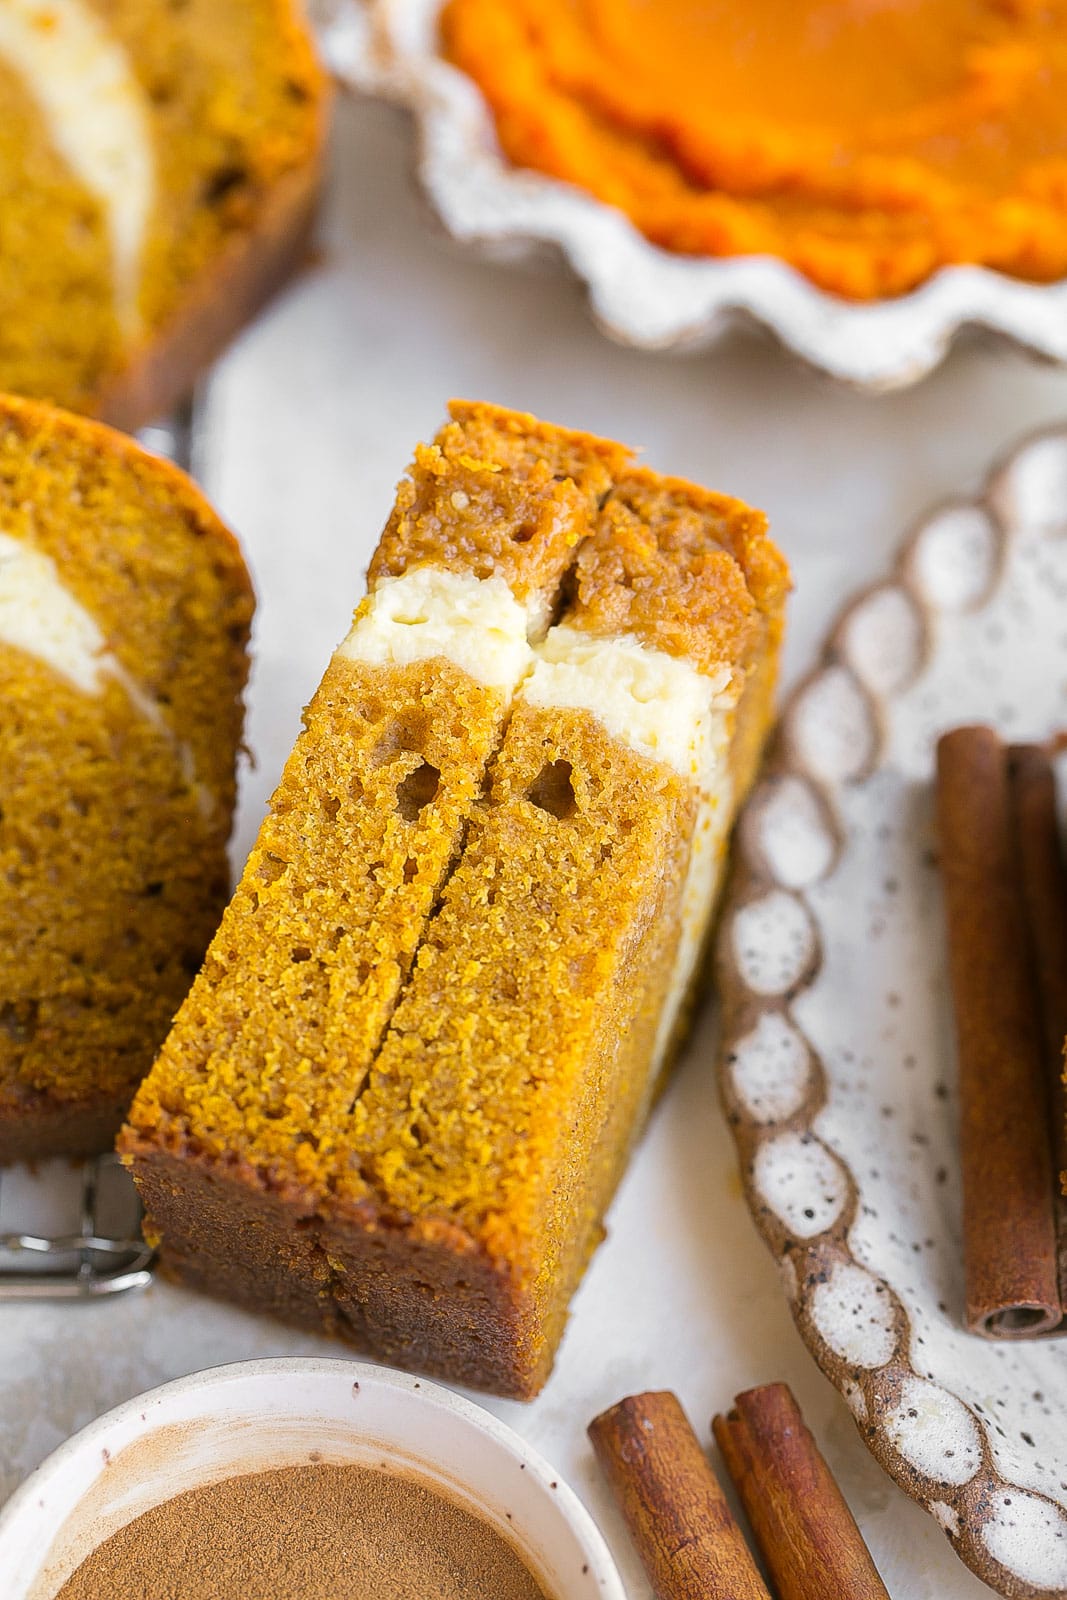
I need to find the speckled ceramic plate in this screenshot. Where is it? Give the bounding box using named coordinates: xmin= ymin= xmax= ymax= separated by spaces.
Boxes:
xmin=315 ymin=0 xmax=1067 ymax=393
xmin=716 ymin=428 xmax=1067 ymax=1598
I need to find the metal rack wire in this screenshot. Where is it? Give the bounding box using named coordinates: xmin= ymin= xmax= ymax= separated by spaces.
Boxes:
xmin=0 ymin=1155 xmax=154 ymax=1300
xmin=0 ymin=398 xmax=201 ymax=1303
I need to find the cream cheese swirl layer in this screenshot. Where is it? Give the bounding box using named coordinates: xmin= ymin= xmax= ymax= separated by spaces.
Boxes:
xmin=339 ymin=566 xmax=537 ymax=690
xmin=0 ymin=533 xmax=211 ymax=817
xmin=0 ymin=0 xmax=154 ymax=333
xmin=523 ymin=623 xmax=740 ymax=1069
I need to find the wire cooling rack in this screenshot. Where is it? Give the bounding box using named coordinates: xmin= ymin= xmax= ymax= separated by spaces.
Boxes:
xmin=0 ymin=1155 xmax=154 ymax=1300
xmin=0 ymin=398 xmax=202 ymax=1302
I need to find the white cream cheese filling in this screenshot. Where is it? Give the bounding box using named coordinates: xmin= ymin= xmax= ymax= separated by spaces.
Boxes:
xmin=0 ymin=0 xmax=154 ymax=333
xmin=0 ymin=532 xmax=212 ymax=818
xmin=654 ymin=782 xmax=734 ymax=1066
xmin=339 ymin=566 xmax=537 ymax=691
xmin=523 ymin=623 xmax=740 ymax=1067
xmin=524 ymin=624 xmax=734 ymax=776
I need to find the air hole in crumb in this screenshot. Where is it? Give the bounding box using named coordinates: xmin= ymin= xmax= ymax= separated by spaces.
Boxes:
xmin=202 ymin=164 xmax=248 ymax=204
xmin=323 ymin=795 xmax=341 ymax=820
xmin=257 ymin=853 xmax=288 ymax=885
xmin=143 ymin=881 xmax=164 ymax=897
xmin=396 ymin=762 xmax=440 ymax=822
xmin=0 ymin=1000 xmax=38 ymax=1044
xmin=403 ymin=857 xmax=418 ymax=884
xmin=512 ymin=521 xmax=536 ymax=544
xmin=373 ymin=712 xmax=430 ymax=765
xmin=527 ymin=760 xmax=576 ymax=820
xmin=291 ymin=946 xmax=312 ymax=963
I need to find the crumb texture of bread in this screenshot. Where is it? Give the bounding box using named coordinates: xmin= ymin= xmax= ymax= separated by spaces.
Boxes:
xmin=0 ymin=0 xmax=327 ymax=418
xmin=369 ymin=401 xmax=631 ymax=615
xmin=0 ymin=395 xmax=252 ymax=1162
xmin=123 ymin=404 xmax=789 ymax=1397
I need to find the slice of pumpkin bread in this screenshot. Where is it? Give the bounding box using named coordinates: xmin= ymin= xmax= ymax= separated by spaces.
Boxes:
xmin=122 ymin=412 xmax=787 ymax=1395
xmin=0 ymin=393 xmax=252 ymax=1162
xmin=121 ymin=403 xmax=628 ymax=1328
xmin=321 ymin=470 xmax=788 ymax=1394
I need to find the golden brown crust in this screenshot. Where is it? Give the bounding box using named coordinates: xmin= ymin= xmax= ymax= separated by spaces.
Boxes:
xmin=0 ymin=393 xmax=252 ymax=597
xmin=573 ymin=468 xmax=789 ymax=675
xmin=446 ymin=399 xmax=631 ymax=493
xmin=0 ymin=1089 xmax=135 ymax=1166
xmin=368 ymin=400 xmax=631 ymax=608
xmin=123 ymin=1133 xmax=535 ymax=1395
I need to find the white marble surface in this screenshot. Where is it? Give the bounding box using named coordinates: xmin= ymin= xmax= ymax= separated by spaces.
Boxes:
xmin=6 ymin=93 xmax=1067 ymax=1598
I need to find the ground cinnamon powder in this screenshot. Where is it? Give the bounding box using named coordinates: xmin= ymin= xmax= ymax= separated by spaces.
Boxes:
xmin=56 ymin=1461 xmax=553 ymax=1600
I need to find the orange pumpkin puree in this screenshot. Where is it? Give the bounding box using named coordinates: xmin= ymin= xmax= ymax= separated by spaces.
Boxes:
xmin=441 ymin=0 xmax=1067 ymax=299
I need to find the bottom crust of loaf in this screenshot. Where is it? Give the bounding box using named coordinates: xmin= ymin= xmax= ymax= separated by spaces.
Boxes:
xmin=125 ymin=969 xmax=705 ymax=1398
xmin=125 ymin=1137 xmax=546 ymax=1398
xmin=0 ymin=1089 xmax=134 ymax=1166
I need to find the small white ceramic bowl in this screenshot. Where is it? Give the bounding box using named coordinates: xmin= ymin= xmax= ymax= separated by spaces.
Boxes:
xmin=0 ymin=1357 xmax=625 ymax=1600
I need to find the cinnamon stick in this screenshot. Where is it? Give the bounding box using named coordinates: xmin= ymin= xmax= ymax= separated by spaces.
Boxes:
xmin=713 ymin=1383 xmax=890 ymax=1600
xmin=588 ymin=1391 xmax=770 ymax=1600
xmin=1009 ymin=743 xmax=1067 ymax=1312
xmin=936 ymin=726 xmax=1061 ymax=1336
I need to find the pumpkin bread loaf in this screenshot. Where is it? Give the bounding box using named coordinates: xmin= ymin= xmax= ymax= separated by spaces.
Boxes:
xmin=122 ymin=404 xmax=788 ymax=1397
xmin=0 ymin=393 xmax=253 ymax=1164
xmin=0 ymin=0 xmax=327 ymax=427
